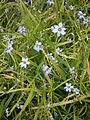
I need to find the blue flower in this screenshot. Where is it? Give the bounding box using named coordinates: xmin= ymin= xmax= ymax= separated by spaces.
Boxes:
xmin=47 ymin=104 xmax=51 ymax=110
xmin=50 ymin=114 xmax=53 ymax=120
xmin=16 ymin=104 xmax=20 ymax=109
xmin=5 ymin=8 xmax=8 ymax=13
xmin=42 ymin=65 xmax=52 ymax=76
xmin=33 ymin=40 xmax=43 ymax=52
xmin=16 ymin=104 xmax=24 ymax=109
xmin=69 ymin=5 xmax=74 ymax=10
xmin=69 ymin=67 xmax=74 ymax=76
xmin=47 ymin=0 xmax=54 ymax=5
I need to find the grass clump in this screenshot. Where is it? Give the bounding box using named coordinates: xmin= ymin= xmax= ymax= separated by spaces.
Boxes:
xmin=0 ymin=0 xmax=90 ymax=120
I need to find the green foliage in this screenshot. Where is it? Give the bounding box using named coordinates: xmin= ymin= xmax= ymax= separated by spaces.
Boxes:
xmin=0 ymin=0 xmax=90 ymax=120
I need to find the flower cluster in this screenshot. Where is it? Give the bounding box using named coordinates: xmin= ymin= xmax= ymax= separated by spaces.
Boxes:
xmin=4 ymin=40 xmax=13 ymax=54
xmin=69 ymin=67 xmax=75 ymax=76
xmin=16 ymin=104 xmax=23 ymax=109
xmin=3 ymin=34 xmax=10 ymax=41
xmin=42 ymin=64 xmax=52 ymax=76
xmin=83 ymin=17 xmax=89 ymax=24
xmin=56 ymin=47 xmax=63 ymax=55
xmin=3 ymin=34 xmax=16 ymax=40
xmin=78 ymin=11 xmax=89 ymax=24
xmin=47 ymin=0 xmax=54 ymax=5
xmin=78 ymin=11 xmax=86 ymax=19
xmin=64 ymin=83 xmax=80 ymax=95
xmin=33 ymin=40 xmax=43 ymax=52
xmin=51 ymin=22 xmax=66 ymax=37
xmin=18 ymin=26 xmax=26 ymax=35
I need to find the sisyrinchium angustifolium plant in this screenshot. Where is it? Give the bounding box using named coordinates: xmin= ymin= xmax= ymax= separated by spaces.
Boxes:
xmin=0 ymin=0 xmax=90 ymax=120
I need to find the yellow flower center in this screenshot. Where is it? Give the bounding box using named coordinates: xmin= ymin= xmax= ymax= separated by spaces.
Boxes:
xmin=24 ymin=61 xmax=26 ymax=64
xmin=58 ymin=27 xmax=61 ymax=32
